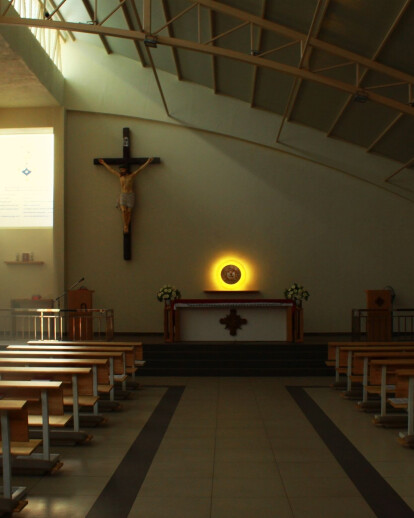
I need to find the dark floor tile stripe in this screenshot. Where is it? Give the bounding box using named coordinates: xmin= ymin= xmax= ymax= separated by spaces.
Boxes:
xmin=287 ymin=386 xmax=414 ymax=518
xmin=86 ymin=385 xmax=185 ymax=518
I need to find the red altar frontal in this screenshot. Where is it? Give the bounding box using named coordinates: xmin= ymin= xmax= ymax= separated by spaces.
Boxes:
xmin=164 ymin=299 xmax=303 ymax=343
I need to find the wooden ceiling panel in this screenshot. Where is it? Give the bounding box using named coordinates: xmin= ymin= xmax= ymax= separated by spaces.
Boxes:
xmin=318 ymin=0 xmax=407 ymax=58
xmin=174 ymin=48 xmax=213 ymax=88
xmin=376 ymin=3 xmax=414 ymax=75
xmin=265 ymin=0 xmax=320 ymax=33
xmin=289 ymin=80 xmax=349 ymax=131
xmin=215 ymin=56 xmax=254 ymax=102
xmin=331 ymin=101 xmax=397 ymax=148
xmin=254 ymin=68 xmax=295 ymax=113
xmin=372 ymin=115 xmax=414 ymax=163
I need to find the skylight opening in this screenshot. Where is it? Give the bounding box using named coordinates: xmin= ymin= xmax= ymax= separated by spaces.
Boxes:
xmin=13 ymin=0 xmax=63 ymax=70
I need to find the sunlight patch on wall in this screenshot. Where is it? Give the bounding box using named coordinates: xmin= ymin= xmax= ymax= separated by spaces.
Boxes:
xmin=0 ymin=128 xmax=54 ymax=228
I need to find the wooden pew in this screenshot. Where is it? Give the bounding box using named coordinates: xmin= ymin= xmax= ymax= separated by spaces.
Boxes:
xmin=28 ymin=340 xmax=145 ymax=386
xmin=0 ymin=400 xmax=38 ymax=514
xmin=0 ymin=366 xmax=99 ymax=438
xmin=327 ymin=341 xmax=414 ymax=362
xmin=327 ymin=341 xmax=414 ymax=386
xmin=0 ymin=380 xmax=65 ymax=473
xmin=390 ymin=369 xmax=414 ymax=447
xmin=28 ymin=339 xmax=144 ymax=360
xmin=0 ymin=351 xmax=125 ymax=403
xmin=337 ymin=346 xmax=414 ymax=395
xmin=9 ymin=344 xmax=136 ymax=393
xmin=367 ymin=357 xmax=414 ymax=426
xmin=0 ymin=361 xmax=107 ymax=429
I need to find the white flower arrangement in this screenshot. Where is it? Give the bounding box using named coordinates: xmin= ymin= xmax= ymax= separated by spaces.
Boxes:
xmin=284 ymin=283 xmax=310 ymax=304
xmin=157 ymin=285 xmax=181 ymax=302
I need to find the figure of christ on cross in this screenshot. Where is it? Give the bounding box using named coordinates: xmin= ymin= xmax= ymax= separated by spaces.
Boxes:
xmin=98 ymin=157 xmax=153 ymax=234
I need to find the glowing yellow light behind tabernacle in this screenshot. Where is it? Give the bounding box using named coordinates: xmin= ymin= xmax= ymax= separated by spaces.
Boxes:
xmin=209 ymin=255 xmax=253 ymax=291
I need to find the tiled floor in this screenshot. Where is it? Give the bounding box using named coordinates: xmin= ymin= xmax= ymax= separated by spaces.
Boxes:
xmin=6 ymin=376 xmax=414 ymax=518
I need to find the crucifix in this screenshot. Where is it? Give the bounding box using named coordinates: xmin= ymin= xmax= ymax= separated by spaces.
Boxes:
xmin=94 ymin=128 xmax=160 ymax=261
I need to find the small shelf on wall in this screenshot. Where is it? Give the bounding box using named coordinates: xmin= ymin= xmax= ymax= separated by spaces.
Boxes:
xmin=4 ymin=261 xmax=44 ymax=265
xmin=204 ymin=290 xmax=260 ymax=294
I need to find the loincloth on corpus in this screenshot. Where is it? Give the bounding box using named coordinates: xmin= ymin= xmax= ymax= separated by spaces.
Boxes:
xmin=119 ymin=192 xmax=135 ymax=209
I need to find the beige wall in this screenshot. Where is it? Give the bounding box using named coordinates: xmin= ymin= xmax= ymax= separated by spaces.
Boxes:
xmin=0 ymin=107 xmax=65 ymax=308
xmin=65 ymin=110 xmax=414 ymax=332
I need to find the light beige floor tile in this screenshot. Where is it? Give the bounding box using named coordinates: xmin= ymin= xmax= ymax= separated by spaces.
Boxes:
xmin=158 ymin=435 xmax=216 ymax=451
xmin=214 ymin=446 xmax=275 ymax=463
xmin=277 ymin=460 xmax=346 ymax=479
xmin=146 ymin=458 xmax=214 ymax=479
xmin=153 ymin=447 xmax=215 ymax=464
xmin=17 ymin=495 xmax=98 ymax=518
xmin=372 ymin=460 xmax=414 ymax=478
xmin=211 ymin=496 xmax=294 ymax=518
xmin=386 ymin=476 xmax=414 ymax=497
xmin=215 ymin=433 xmax=271 ymax=450
xmin=128 ymin=496 xmax=211 ymax=518
xmin=139 ymin=476 xmax=212 ymax=497
xmin=213 ymin=460 xmax=281 ymax=479
xmin=29 ymin=473 xmax=109 ymax=496
xmin=162 ymin=426 xmax=216 ymax=439
xmin=289 ymin=496 xmax=377 ymax=518
xmin=272 ymin=444 xmax=334 ymax=462
xmin=216 ymin=417 xmax=266 ymax=429
xmin=282 ymin=475 xmax=359 ymax=498
xmin=52 ymin=456 xmax=121 ymax=476
xmin=212 ymin=475 xmax=286 ymax=498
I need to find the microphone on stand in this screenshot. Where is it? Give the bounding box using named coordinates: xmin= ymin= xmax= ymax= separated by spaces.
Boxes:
xmin=69 ymin=277 xmax=85 ymax=290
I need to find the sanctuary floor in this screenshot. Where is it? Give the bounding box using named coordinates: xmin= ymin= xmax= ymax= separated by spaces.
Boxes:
xmin=5 ymin=375 xmax=414 ymax=518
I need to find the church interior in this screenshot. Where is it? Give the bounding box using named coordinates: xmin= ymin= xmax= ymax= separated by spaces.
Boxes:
xmin=1 ymin=0 xmax=414 ymax=516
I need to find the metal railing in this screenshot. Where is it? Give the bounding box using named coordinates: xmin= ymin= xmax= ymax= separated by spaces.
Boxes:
xmin=352 ymin=308 xmax=414 ymax=341
xmin=0 ymin=308 xmax=114 ymax=341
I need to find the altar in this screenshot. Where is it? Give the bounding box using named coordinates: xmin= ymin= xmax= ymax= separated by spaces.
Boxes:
xmin=164 ymin=299 xmax=301 ymax=342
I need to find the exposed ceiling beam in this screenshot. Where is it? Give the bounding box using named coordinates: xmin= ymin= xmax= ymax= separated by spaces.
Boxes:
xmin=275 ymin=0 xmax=328 ymax=143
xmin=98 ymin=0 xmax=127 ymax=27
xmin=45 ymin=0 xmax=75 ymax=41
xmin=326 ymin=0 xmax=412 ymax=137
xmin=250 ymin=0 xmax=267 ymax=108
xmin=153 ymin=3 xmax=196 ymax=36
xmin=189 ymin=0 xmax=414 ymax=87
xmin=366 ymin=113 xmax=403 ymax=152
xmin=160 ymin=0 xmax=182 ymax=80
xmin=120 ymin=1 xmax=146 ymax=67
xmin=203 ymin=20 xmax=248 ymax=46
xmin=284 ymin=0 xmax=330 ymax=123
xmin=80 ymin=0 xmax=112 ymax=54
xmin=1 ymin=16 xmax=414 ymax=118
xmin=385 ymin=156 xmax=414 ymax=183
xmin=129 ymin=4 xmax=170 ymax=116
xmin=209 ymin=8 xmax=217 ymax=93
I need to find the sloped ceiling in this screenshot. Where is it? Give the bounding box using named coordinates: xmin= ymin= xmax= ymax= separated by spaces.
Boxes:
xmin=0 ymin=33 xmax=59 ymax=107
xmin=1 ymin=0 xmax=413 ymax=177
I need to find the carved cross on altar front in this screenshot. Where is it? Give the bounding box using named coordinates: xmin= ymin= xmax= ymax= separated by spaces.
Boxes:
xmin=94 ymin=128 xmax=160 ymax=261
xmin=220 ymin=309 xmax=247 ymax=336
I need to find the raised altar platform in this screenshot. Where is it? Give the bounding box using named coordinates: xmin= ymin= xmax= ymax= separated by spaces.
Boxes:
xmin=164 ymin=299 xmax=302 ymax=343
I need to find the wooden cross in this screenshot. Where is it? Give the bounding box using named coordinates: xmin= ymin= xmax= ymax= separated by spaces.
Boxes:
xmin=94 ymin=128 xmax=160 ymax=261
xmin=220 ymin=309 xmax=248 ymax=336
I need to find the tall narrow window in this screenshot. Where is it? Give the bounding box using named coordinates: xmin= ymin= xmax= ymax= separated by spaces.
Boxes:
xmin=0 ymin=129 xmax=54 ymax=228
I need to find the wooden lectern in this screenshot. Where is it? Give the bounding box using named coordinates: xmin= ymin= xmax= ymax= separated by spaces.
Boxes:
xmin=366 ymin=290 xmax=392 ymax=341
xmin=67 ymin=288 xmax=94 ymax=340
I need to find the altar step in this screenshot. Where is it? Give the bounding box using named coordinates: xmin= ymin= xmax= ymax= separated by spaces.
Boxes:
xmin=138 ymin=343 xmax=333 ymax=377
